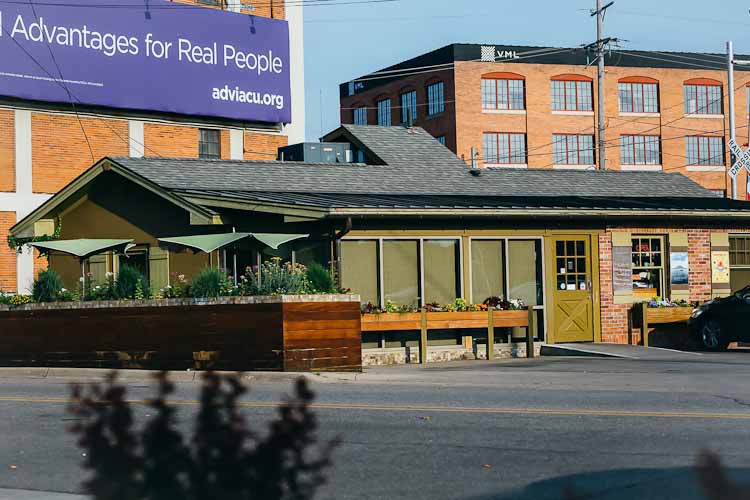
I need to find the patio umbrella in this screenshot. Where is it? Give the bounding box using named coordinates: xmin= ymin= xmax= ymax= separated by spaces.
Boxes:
xmin=158 ymin=232 xmax=308 ymax=284
xmin=29 ymin=239 xmax=134 ymax=289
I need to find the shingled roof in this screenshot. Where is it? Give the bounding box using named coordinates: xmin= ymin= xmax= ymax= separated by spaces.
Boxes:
xmin=115 ymin=125 xmax=715 ymax=199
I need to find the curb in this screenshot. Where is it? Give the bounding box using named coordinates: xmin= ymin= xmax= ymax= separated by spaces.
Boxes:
xmin=0 ymin=367 xmax=360 ymax=383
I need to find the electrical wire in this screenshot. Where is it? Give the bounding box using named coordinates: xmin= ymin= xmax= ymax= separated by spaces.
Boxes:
xmin=0 ymin=0 xmax=398 ymax=8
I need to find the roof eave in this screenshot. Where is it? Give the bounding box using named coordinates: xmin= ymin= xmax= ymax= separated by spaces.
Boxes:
xmin=328 ymin=207 xmax=750 ymax=218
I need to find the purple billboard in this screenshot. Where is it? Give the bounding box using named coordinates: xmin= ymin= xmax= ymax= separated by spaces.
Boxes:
xmin=0 ymin=0 xmax=291 ymax=123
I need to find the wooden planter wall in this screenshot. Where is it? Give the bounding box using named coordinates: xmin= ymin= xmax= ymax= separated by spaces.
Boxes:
xmin=631 ymin=303 xmax=694 ymax=347
xmin=0 ymin=296 xmax=362 ymax=372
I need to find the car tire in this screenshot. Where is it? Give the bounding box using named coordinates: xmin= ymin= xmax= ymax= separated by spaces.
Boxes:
xmin=699 ymin=318 xmax=729 ymax=351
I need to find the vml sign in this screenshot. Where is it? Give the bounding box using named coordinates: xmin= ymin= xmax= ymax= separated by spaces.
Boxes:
xmin=480 ymin=46 xmax=520 ymax=62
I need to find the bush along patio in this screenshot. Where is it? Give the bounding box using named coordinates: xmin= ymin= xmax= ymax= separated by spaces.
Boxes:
xmin=0 ymin=259 xmax=362 ymax=372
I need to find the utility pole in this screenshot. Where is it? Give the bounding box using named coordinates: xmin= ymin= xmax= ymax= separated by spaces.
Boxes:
xmin=728 ymin=41 xmax=737 ymax=199
xmin=591 ymin=1 xmax=614 ymax=170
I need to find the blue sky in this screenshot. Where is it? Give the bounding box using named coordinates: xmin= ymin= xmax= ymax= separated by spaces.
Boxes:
xmin=301 ymin=0 xmax=750 ymax=140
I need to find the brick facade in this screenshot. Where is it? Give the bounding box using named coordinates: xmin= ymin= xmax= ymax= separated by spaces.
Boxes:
xmin=341 ymin=54 xmax=750 ymax=198
xmin=0 ymin=111 xmax=14 ymax=193
xmin=598 ymin=227 xmax=732 ymax=344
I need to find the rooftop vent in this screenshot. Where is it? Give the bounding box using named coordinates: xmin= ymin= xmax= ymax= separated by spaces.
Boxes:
xmin=277 ymin=142 xmax=353 ymax=163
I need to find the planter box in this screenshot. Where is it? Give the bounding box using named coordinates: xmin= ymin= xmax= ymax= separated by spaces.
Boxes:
xmin=0 ymin=295 xmax=362 ymax=372
xmin=361 ymin=310 xmax=529 ymax=332
xmin=646 ymin=307 xmax=694 ymax=324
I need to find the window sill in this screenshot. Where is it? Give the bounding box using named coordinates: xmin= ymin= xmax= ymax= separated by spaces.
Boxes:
xmin=685 ymin=113 xmax=724 ymax=119
xmin=553 ymin=164 xmax=597 ymax=170
xmin=482 ymin=109 xmax=527 ymax=115
xmin=426 ymin=112 xmax=445 ymax=120
xmin=484 ymin=163 xmax=528 ymax=169
xmin=620 ymin=164 xmax=663 ymax=171
xmin=686 ymin=165 xmax=725 ymax=172
xmin=551 ymin=110 xmax=594 ymax=116
xmin=619 ymin=112 xmax=660 ymax=117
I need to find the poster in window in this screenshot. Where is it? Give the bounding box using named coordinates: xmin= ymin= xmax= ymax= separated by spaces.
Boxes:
xmin=670 ymin=252 xmax=689 ymax=285
xmin=612 ymin=246 xmax=631 ymax=292
xmin=711 ymin=251 xmax=730 ymax=284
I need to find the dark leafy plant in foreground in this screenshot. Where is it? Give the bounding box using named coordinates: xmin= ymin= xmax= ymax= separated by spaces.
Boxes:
xmin=68 ymin=372 xmax=338 ymax=500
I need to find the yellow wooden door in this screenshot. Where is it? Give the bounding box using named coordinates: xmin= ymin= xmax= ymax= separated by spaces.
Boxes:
xmin=552 ymin=236 xmax=594 ymax=343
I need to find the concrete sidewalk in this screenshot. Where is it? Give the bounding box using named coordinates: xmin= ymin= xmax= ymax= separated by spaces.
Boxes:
xmin=0 ymin=489 xmax=86 ymax=500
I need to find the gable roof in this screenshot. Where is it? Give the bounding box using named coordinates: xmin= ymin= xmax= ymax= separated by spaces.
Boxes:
xmin=11 ymin=125 xmax=748 ymax=236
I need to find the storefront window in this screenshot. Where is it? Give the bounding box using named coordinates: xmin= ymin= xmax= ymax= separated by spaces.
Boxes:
xmin=632 ymin=236 xmax=665 ymax=298
xmin=423 ymin=240 xmax=460 ymax=304
xmin=382 ymin=240 xmax=420 ymax=307
xmin=729 ymin=236 xmax=750 ymax=292
xmin=508 ymin=240 xmax=543 ymax=306
xmin=340 ymin=240 xmax=379 ymax=306
xmin=471 ymin=240 xmax=505 ymax=303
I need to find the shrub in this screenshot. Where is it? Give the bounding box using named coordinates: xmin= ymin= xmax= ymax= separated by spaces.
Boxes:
xmin=306 ymin=262 xmax=336 ymax=294
xmin=68 ymin=372 xmax=338 ymax=500
xmin=32 ymin=269 xmax=64 ymax=302
xmin=0 ymin=294 xmax=33 ymax=306
xmin=116 ymin=265 xmax=149 ymax=300
xmin=190 ymin=267 xmax=233 ymax=298
xmin=242 ymin=258 xmax=310 ymax=295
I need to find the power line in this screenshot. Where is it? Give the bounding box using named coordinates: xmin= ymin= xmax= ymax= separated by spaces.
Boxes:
xmin=0 ymin=0 xmax=397 ymax=8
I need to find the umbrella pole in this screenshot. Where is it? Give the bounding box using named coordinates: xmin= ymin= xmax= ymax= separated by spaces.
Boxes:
xmin=233 ymin=252 xmax=238 ymax=286
xmin=81 ymin=259 xmax=85 ymax=299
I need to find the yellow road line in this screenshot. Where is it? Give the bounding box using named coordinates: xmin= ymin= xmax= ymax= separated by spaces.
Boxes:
xmin=0 ymin=395 xmax=749 ymax=420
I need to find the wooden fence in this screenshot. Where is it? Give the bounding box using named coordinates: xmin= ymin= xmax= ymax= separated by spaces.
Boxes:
xmin=361 ymin=307 xmax=537 ymax=363
xmin=0 ymin=296 xmax=362 ymax=372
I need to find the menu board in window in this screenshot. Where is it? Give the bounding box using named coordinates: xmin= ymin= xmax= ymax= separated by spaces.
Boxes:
xmin=612 ymin=246 xmax=631 ymax=292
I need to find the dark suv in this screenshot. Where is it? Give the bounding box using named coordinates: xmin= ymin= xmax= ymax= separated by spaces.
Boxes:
xmin=688 ymin=285 xmax=750 ymax=350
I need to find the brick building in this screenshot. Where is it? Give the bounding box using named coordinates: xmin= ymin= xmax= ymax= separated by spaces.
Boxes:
xmin=0 ymin=0 xmax=305 ymax=293
xmin=340 ymin=43 xmax=750 ymax=198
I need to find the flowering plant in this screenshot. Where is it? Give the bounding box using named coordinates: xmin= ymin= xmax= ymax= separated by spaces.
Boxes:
xmin=241 ymin=258 xmax=309 ymax=296
xmin=647 ymin=297 xmax=693 ymax=308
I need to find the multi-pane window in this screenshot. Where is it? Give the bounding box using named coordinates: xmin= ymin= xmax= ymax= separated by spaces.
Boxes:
xmin=552 ymin=134 xmax=595 ymax=165
xmin=400 ymin=90 xmax=417 ymax=123
xmin=353 ymin=106 xmax=367 ymax=125
xmin=684 ymin=83 xmax=722 ymax=115
xmin=198 ymin=129 xmax=220 ymax=159
xmin=340 ymin=238 xmax=461 ymax=307
xmin=620 ymin=135 xmax=661 ymax=165
xmin=730 ymin=236 xmax=750 ymax=292
xmin=686 ymin=136 xmax=725 ymax=166
xmin=551 ymin=79 xmax=593 ymax=111
xmin=377 ymin=99 xmax=391 ymax=126
xmin=481 ymin=78 xmax=525 ymax=110
xmin=618 ymin=82 xmax=659 ymax=113
xmin=483 ymin=133 xmax=526 ymax=165
xmin=632 ymin=236 xmax=665 ymax=298
xmin=436 ymin=135 xmax=446 ymax=145
xmin=427 ymin=82 xmax=445 ymax=116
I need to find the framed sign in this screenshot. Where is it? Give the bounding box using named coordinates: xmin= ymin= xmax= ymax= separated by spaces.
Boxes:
xmin=712 ymin=251 xmax=730 ymax=284
xmin=670 ymin=252 xmax=689 ymax=285
xmin=612 ymin=246 xmax=631 ymax=292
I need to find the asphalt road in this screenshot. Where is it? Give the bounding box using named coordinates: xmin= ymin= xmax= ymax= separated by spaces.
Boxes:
xmin=1 ymin=351 xmax=750 ymax=499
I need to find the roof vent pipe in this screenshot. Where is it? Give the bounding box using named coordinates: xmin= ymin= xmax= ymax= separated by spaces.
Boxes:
xmin=470 ymin=146 xmax=477 ymax=169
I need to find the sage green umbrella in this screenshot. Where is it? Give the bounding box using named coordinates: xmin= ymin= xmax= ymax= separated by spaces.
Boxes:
xmin=30 ymin=239 xmax=134 ymax=289
xmin=158 ymin=232 xmax=308 ymax=284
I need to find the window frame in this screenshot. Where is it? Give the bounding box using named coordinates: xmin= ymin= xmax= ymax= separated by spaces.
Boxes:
xmin=400 ymin=89 xmax=418 ymax=124
xmin=685 ymin=135 xmax=725 ymax=166
xmin=353 ymin=106 xmax=368 ymax=125
xmin=618 ymin=81 xmax=659 ymax=114
xmin=631 ymin=235 xmax=666 ymax=299
xmin=481 ymin=76 xmax=525 ymax=111
xmin=683 ymin=82 xmax=723 ymax=115
xmin=620 ymin=134 xmax=661 ymax=166
xmin=376 ymin=98 xmax=392 ymax=126
xmin=552 ymin=134 xmax=595 ymax=166
xmin=730 ymin=235 xmax=750 ymax=292
xmin=341 ymin=236 xmax=464 ymax=307
xmin=550 ymin=77 xmax=593 ymax=112
xmin=436 ymin=135 xmax=446 ymax=145
xmin=198 ymin=128 xmax=221 ymax=159
xmin=483 ymin=132 xmax=527 ymax=166
xmin=426 ymin=81 xmax=445 ymax=117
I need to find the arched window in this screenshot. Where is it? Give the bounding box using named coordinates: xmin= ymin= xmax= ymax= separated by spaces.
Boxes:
xmin=618 ymin=76 xmax=659 ymax=113
xmin=352 ymin=104 xmax=368 ymax=125
xmin=399 ymin=87 xmax=418 ymax=124
xmin=375 ymin=95 xmax=392 ymax=126
xmin=684 ymin=78 xmax=723 ymax=115
xmin=481 ymin=72 xmax=525 ymax=111
xmin=550 ymin=74 xmax=593 ymax=111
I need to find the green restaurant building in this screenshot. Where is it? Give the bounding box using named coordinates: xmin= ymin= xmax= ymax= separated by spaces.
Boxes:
xmin=10 ymin=125 xmax=750 ymax=346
